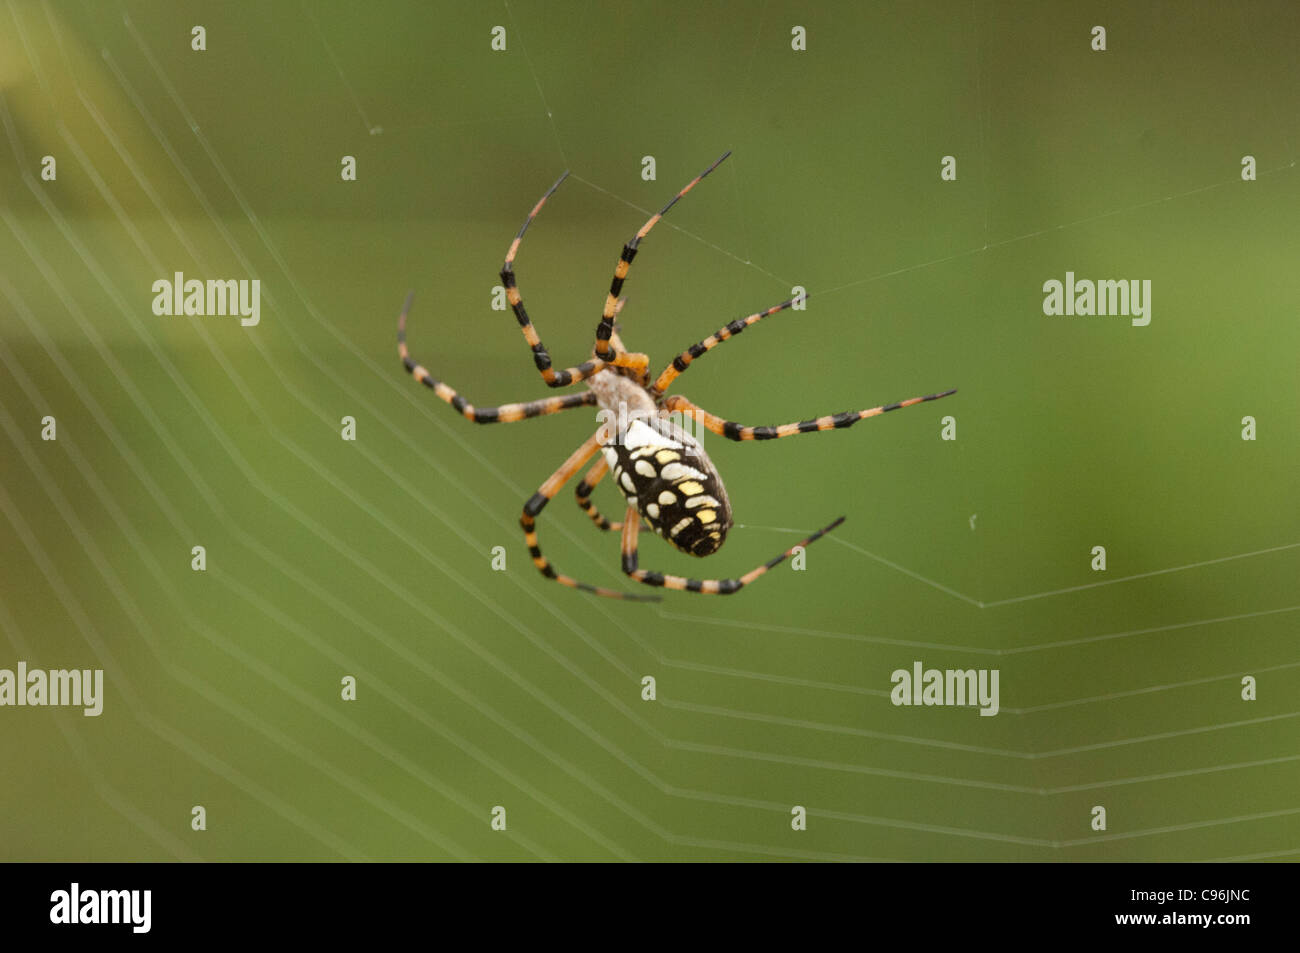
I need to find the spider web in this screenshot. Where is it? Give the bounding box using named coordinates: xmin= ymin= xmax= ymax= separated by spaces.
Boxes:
xmin=0 ymin=0 xmax=1296 ymax=863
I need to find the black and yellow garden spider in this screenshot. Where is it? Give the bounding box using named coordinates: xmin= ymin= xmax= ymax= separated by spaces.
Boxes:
xmin=398 ymin=152 xmax=954 ymax=601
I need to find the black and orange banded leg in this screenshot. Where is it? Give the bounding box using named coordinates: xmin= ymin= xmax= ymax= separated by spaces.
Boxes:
xmin=574 ymin=457 xmax=626 ymax=532
xmin=398 ymin=293 xmax=598 ymax=421
xmin=620 ymin=504 xmax=845 ymax=595
xmin=662 ymin=389 xmax=957 ymax=442
xmin=593 ymin=151 xmax=733 ymax=366
xmin=649 ymin=294 xmax=802 ymax=397
xmin=501 ymin=172 xmax=611 ymax=388
xmin=521 ymin=430 xmax=661 ymax=602
xmin=574 ymin=458 xmax=653 ymax=532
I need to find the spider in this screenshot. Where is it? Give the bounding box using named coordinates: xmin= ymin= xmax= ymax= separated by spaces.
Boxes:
xmin=397 ymin=152 xmax=955 ymax=601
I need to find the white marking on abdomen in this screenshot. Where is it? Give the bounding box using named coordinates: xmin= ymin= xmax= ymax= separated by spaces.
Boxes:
xmin=661 ymin=461 xmax=707 ymax=482
xmin=624 ymin=419 xmax=680 ymax=452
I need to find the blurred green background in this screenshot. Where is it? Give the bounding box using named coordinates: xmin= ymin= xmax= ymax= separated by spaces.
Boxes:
xmin=1 ymin=0 xmax=1297 ymax=861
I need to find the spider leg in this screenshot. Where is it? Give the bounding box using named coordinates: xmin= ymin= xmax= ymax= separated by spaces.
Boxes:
xmin=574 ymin=457 xmax=653 ymax=533
xmin=663 ymin=389 xmax=957 ymax=441
xmin=398 ymin=293 xmax=598 ymax=421
xmin=620 ymin=504 xmax=845 ymax=594
xmin=521 ymin=429 xmax=661 ymax=602
xmin=649 ymin=294 xmax=801 ymax=397
xmin=574 ymin=457 xmax=625 ymax=531
xmin=501 ymin=171 xmax=611 ymax=388
xmin=593 ymin=151 xmax=732 ymax=371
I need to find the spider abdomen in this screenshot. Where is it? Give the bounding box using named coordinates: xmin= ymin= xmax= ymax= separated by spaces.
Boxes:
xmin=603 ymin=418 xmax=732 ymax=557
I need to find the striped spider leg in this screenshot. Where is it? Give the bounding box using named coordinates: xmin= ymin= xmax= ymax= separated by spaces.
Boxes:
xmin=398 ymin=292 xmax=598 ymax=422
xmin=649 ymin=291 xmax=957 ymax=428
xmin=662 ymin=390 xmax=958 ymax=443
xmin=399 ymin=298 xmax=652 ymax=601
xmin=593 ymin=150 xmax=734 ymax=380
xmin=574 ymin=456 xmax=632 ymax=532
xmin=521 ymin=428 xmax=662 ymax=602
xmin=500 ymin=172 xmax=612 ymax=388
xmin=620 ymin=503 xmax=845 ymax=595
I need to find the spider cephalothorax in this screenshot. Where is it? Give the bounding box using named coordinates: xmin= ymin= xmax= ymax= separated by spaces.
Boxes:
xmin=398 ymin=152 xmax=954 ymax=600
